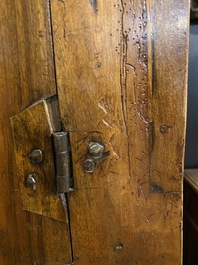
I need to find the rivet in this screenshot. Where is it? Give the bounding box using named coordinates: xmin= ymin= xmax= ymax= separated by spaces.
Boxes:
xmin=160 ymin=125 xmax=168 ymax=134
xmin=28 ymin=149 xmax=43 ymax=165
xmin=116 ymin=242 xmax=124 ymax=251
xmin=26 ymin=173 xmax=37 ymax=191
xmin=83 ymin=159 xmax=96 ymax=173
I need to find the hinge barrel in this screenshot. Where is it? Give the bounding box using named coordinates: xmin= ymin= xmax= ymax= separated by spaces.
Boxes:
xmin=53 ymin=132 xmax=72 ymax=193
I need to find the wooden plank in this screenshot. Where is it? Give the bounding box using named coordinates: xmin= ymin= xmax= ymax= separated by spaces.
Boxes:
xmin=150 ymin=1 xmax=189 ymax=264
xmin=0 ymin=0 xmax=72 ymax=264
xmin=51 ymin=0 xmax=189 ymax=264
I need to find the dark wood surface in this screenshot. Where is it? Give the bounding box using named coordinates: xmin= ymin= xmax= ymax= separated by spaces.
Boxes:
xmin=0 ymin=1 xmax=71 ymax=264
xmin=51 ymin=0 xmax=189 ymax=264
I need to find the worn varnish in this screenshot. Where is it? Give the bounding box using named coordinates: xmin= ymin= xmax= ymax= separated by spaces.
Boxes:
xmin=51 ymin=0 xmax=189 ymax=264
xmin=0 ymin=1 xmax=71 ymax=264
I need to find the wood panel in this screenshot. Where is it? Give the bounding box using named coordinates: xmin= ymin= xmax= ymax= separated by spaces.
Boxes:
xmin=149 ymin=1 xmax=190 ymax=264
xmin=0 ymin=1 xmax=71 ymax=264
xmin=51 ymin=0 xmax=189 ymax=264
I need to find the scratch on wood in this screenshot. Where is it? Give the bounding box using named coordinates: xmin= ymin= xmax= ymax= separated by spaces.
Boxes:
xmin=120 ymin=0 xmax=132 ymax=180
xmin=98 ymin=99 xmax=107 ymax=114
xmin=102 ymin=119 xmax=114 ymax=129
xmin=120 ymin=0 xmax=127 ymax=132
xmin=148 ymin=121 xmax=154 ymax=184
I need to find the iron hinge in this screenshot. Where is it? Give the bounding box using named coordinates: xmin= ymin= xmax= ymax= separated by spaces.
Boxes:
xmin=53 ymin=132 xmax=74 ymax=194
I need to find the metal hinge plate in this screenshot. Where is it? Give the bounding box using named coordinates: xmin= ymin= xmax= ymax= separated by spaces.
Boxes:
xmin=11 ymin=95 xmax=72 ymax=222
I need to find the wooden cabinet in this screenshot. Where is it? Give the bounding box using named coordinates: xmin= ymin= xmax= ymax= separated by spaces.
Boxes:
xmin=0 ymin=1 xmax=189 ymax=264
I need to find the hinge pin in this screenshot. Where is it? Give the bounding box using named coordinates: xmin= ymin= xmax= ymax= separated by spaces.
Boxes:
xmin=53 ymin=132 xmax=72 ymax=193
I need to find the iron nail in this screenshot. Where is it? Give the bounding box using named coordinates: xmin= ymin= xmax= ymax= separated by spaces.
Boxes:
xmin=28 ymin=149 xmax=43 ymax=165
xmin=26 ymin=173 xmax=37 ymax=191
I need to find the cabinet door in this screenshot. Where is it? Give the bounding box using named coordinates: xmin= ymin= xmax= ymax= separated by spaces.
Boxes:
xmin=0 ymin=1 xmax=72 ymax=264
xmin=51 ymin=0 xmax=189 ymax=264
xmin=0 ymin=0 xmax=189 ymax=265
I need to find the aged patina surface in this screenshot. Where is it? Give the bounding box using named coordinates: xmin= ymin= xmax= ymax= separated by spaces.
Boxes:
xmin=0 ymin=0 xmax=189 ymax=264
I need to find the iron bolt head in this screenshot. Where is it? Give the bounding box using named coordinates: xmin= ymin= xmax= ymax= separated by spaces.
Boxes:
xmin=116 ymin=242 xmax=123 ymax=251
xmin=28 ymin=149 xmax=43 ymax=165
xmin=26 ymin=173 xmax=37 ymax=191
xmin=88 ymin=142 xmax=104 ymax=159
xmin=83 ymin=159 xmax=96 ymax=173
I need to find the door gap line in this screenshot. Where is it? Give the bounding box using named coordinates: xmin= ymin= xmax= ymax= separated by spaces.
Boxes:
xmin=48 ymin=0 xmax=75 ymax=263
xmin=65 ymin=193 xmax=75 ymax=264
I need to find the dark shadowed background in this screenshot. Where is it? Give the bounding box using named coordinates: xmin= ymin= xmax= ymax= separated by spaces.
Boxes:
xmin=185 ymin=22 xmax=198 ymax=168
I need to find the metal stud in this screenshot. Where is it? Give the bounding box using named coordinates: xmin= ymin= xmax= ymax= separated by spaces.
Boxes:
xmin=26 ymin=173 xmax=37 ymax=191
xmin=83 ymin=158 xmax=96 ymax=173
xmin=88 ymin=142 xmax=104 ymax=159
xmin=28 ymin=149 xmax=43 ymax=165
xmin=116 ymin=242 xmax=123 ymax=251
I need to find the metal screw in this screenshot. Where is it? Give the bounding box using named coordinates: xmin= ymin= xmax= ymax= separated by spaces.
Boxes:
xmin=26 ymin=173 xmax=37 ymax=191
xmin=116 ymin=242 xmax=123 ymax=251
xmin=83 ymin=159 xmax=96 ymax=173
xmin=28 ymin=149 xmax=43 ymax=165
xmin=88 ymin=142 xmax=104 ymax=159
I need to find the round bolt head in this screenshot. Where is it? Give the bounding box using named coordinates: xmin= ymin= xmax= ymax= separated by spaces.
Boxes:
xmin=88 ymin=142 xmax=104 ymax=159
xmin=28 ymin=149 xmax=43 ymax=165
xmin=83 ymin=159 xmax=95 ymax=173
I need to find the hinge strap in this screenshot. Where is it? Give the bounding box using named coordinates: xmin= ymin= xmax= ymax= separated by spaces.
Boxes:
xmin=53 ymin=132 xmax=72 ymax=193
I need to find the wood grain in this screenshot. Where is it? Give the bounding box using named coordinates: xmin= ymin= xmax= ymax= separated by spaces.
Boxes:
xmin=51 ymin=0 xmax=189 ymax=264
xmin=0 ymin=0 xmax=72 ymax=264
xmin=150 ymin=2 xmax=190 ymax=264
